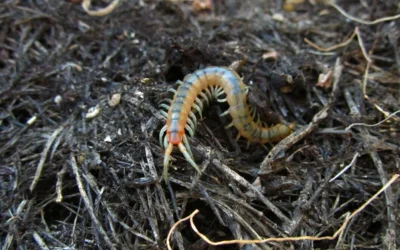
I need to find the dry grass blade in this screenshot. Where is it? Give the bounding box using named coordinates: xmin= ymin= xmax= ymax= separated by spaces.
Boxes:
xmin=1 ymin=1 xmax=398 ymax=249
xmin=81 ymin=0 xmax=120 ymax=16
xmin=167 ymin=174 xmax=399 ymax=248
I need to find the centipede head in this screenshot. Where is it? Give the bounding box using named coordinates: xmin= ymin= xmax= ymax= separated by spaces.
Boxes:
xmin=168 ymin=130 xmax=185 ymax=145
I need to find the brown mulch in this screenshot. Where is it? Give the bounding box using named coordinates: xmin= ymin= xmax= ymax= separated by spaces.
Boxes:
xmin=0 ymin=0 xmax=399 ymax=249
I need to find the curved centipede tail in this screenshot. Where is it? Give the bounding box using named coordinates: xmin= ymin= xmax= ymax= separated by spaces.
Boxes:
xmin=290 ymin=122 xmax=296 ymax=130
xmin=260 ymin=123 xmax=295 ymax=143
xmin=163 ymin=143 xmax=174 ymax=181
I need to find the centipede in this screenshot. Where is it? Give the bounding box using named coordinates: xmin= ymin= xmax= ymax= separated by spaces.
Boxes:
xmin=159 ymin=66 xmax=294 ymax=180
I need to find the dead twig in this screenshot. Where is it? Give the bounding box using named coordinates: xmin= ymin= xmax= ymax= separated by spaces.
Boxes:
xmin=305 ymin=27 xmax=371 ymax=63
xmin=304 ymin=30 xmax=356 ymax=52
xmin=82 ymin=0 xmax=120 ymax=16
xmin=166 ymin=174 xmax=399 ymax=248
xmin=369 ymin=152 xmax=397 ymax=250
xmin=141 ymin=123 xmax=186 ymax=250
xmin=345 ymin=109 xmax=400 ymax=130
xmin=329 ymin=152 xmax=360 ymax=182
xmin=212 ymin=158 xmax=291 ymax=225
xmin=69 ymin=155 xmax=117 ymax=250
xmin=259 ymin=57 xmax=343 ymax=174
xmin=328 ymin=0 xmax=400 ymax=25
xmin=30 ymin=126 xmax=64 ymax=191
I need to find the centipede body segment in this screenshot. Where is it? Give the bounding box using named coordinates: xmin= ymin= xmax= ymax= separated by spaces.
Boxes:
xmin=159 ymin=66 xmax=293 ymax=180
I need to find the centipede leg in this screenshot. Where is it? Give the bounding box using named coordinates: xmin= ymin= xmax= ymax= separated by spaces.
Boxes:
xmin=195 ymin=97 xmax=204 ymax=111
xmin=219 ymin=109 xmax=230 ymax=117
xmin=159 ymin=98 xmax=172 ymax=105
xmin=182 ymin=134 xmax=193 ymax=158
xmin=249 ymin=107 xmax=256 ymax=120
xmin=244 ymin=86 xmax=249 ymax=95
xmin=178 ymin=142 xmax=201 ymax=174
xmin=235 ymin=133 xmax=241 ymax=141
xmin=186 ymin=117 xmax=196 ymax=132
xmin=189 ymin=111 xmax=197 ymax=128
xmin=159 ymin=110 xmax=168 ymax=118
xmin=163 ymin=133 xmax=169 ymax=149
xmin=214 ymin=87 xmax=224 ymax=97
xmin=163 ymin=143 xmax=174 ymax=181
xmin=225 ymin=122 xmax=234 ymax=129
xmin=255 ymin=114 xmax=261 ymax=125
xmin=168 ymin=88 xmax=177 ymax=94
xmin=204 ymin=87 xmax=213 ymax=100
xmin=159 ymin=103 xmax=170 ymax=111
xmin=185 ymin=124 xmax=195 ymax=137
xmin=217 ymin=97 xmax=227 ymax=103
xmin=159 ymin=125 xmax=167 ymax=147
xmin=199 ymin=91 xmax=210 ymax=105
xmin=193 ymin=103 xmax=203 ymax=119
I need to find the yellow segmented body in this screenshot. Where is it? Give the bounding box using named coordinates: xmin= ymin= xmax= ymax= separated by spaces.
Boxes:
xmin=159 ymin=66 xmax=293 ymax=180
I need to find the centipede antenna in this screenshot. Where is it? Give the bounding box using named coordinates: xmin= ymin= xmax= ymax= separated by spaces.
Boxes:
xmin=163 ymin=143 xmax=174 ymax=181
xmin=168 ymin=88 xmax=177 ymax=94
xmin=189 ymin=111 xmax=197 ymax=127
xmin=182 ymin=135 xmax=193 ymax=158
xmin=185 ymin=124 xmax=195 ymax=137
xmin=219 ymin=109 xmax=230 ymax=117
xmin=193 ymin=104 xmax=203 ymax=119
xmin=178 ymin=142 xmax=201 ymax=174
xmin=159 ymin=125 xmax=167 ymax=146
xmin=225 ymin=122 xmax=234 ymax=129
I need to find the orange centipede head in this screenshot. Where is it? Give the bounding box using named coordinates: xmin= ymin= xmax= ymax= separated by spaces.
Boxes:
xmin=168 ymin=130 xmax=184 ymax=145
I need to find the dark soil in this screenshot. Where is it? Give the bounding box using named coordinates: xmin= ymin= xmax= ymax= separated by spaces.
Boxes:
xmin=1 ymin=0 xmax=399 ymax=249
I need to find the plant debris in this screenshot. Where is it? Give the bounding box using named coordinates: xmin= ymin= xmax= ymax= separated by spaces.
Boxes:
xmin=0 ymin=0 xmax=399 ymax=249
